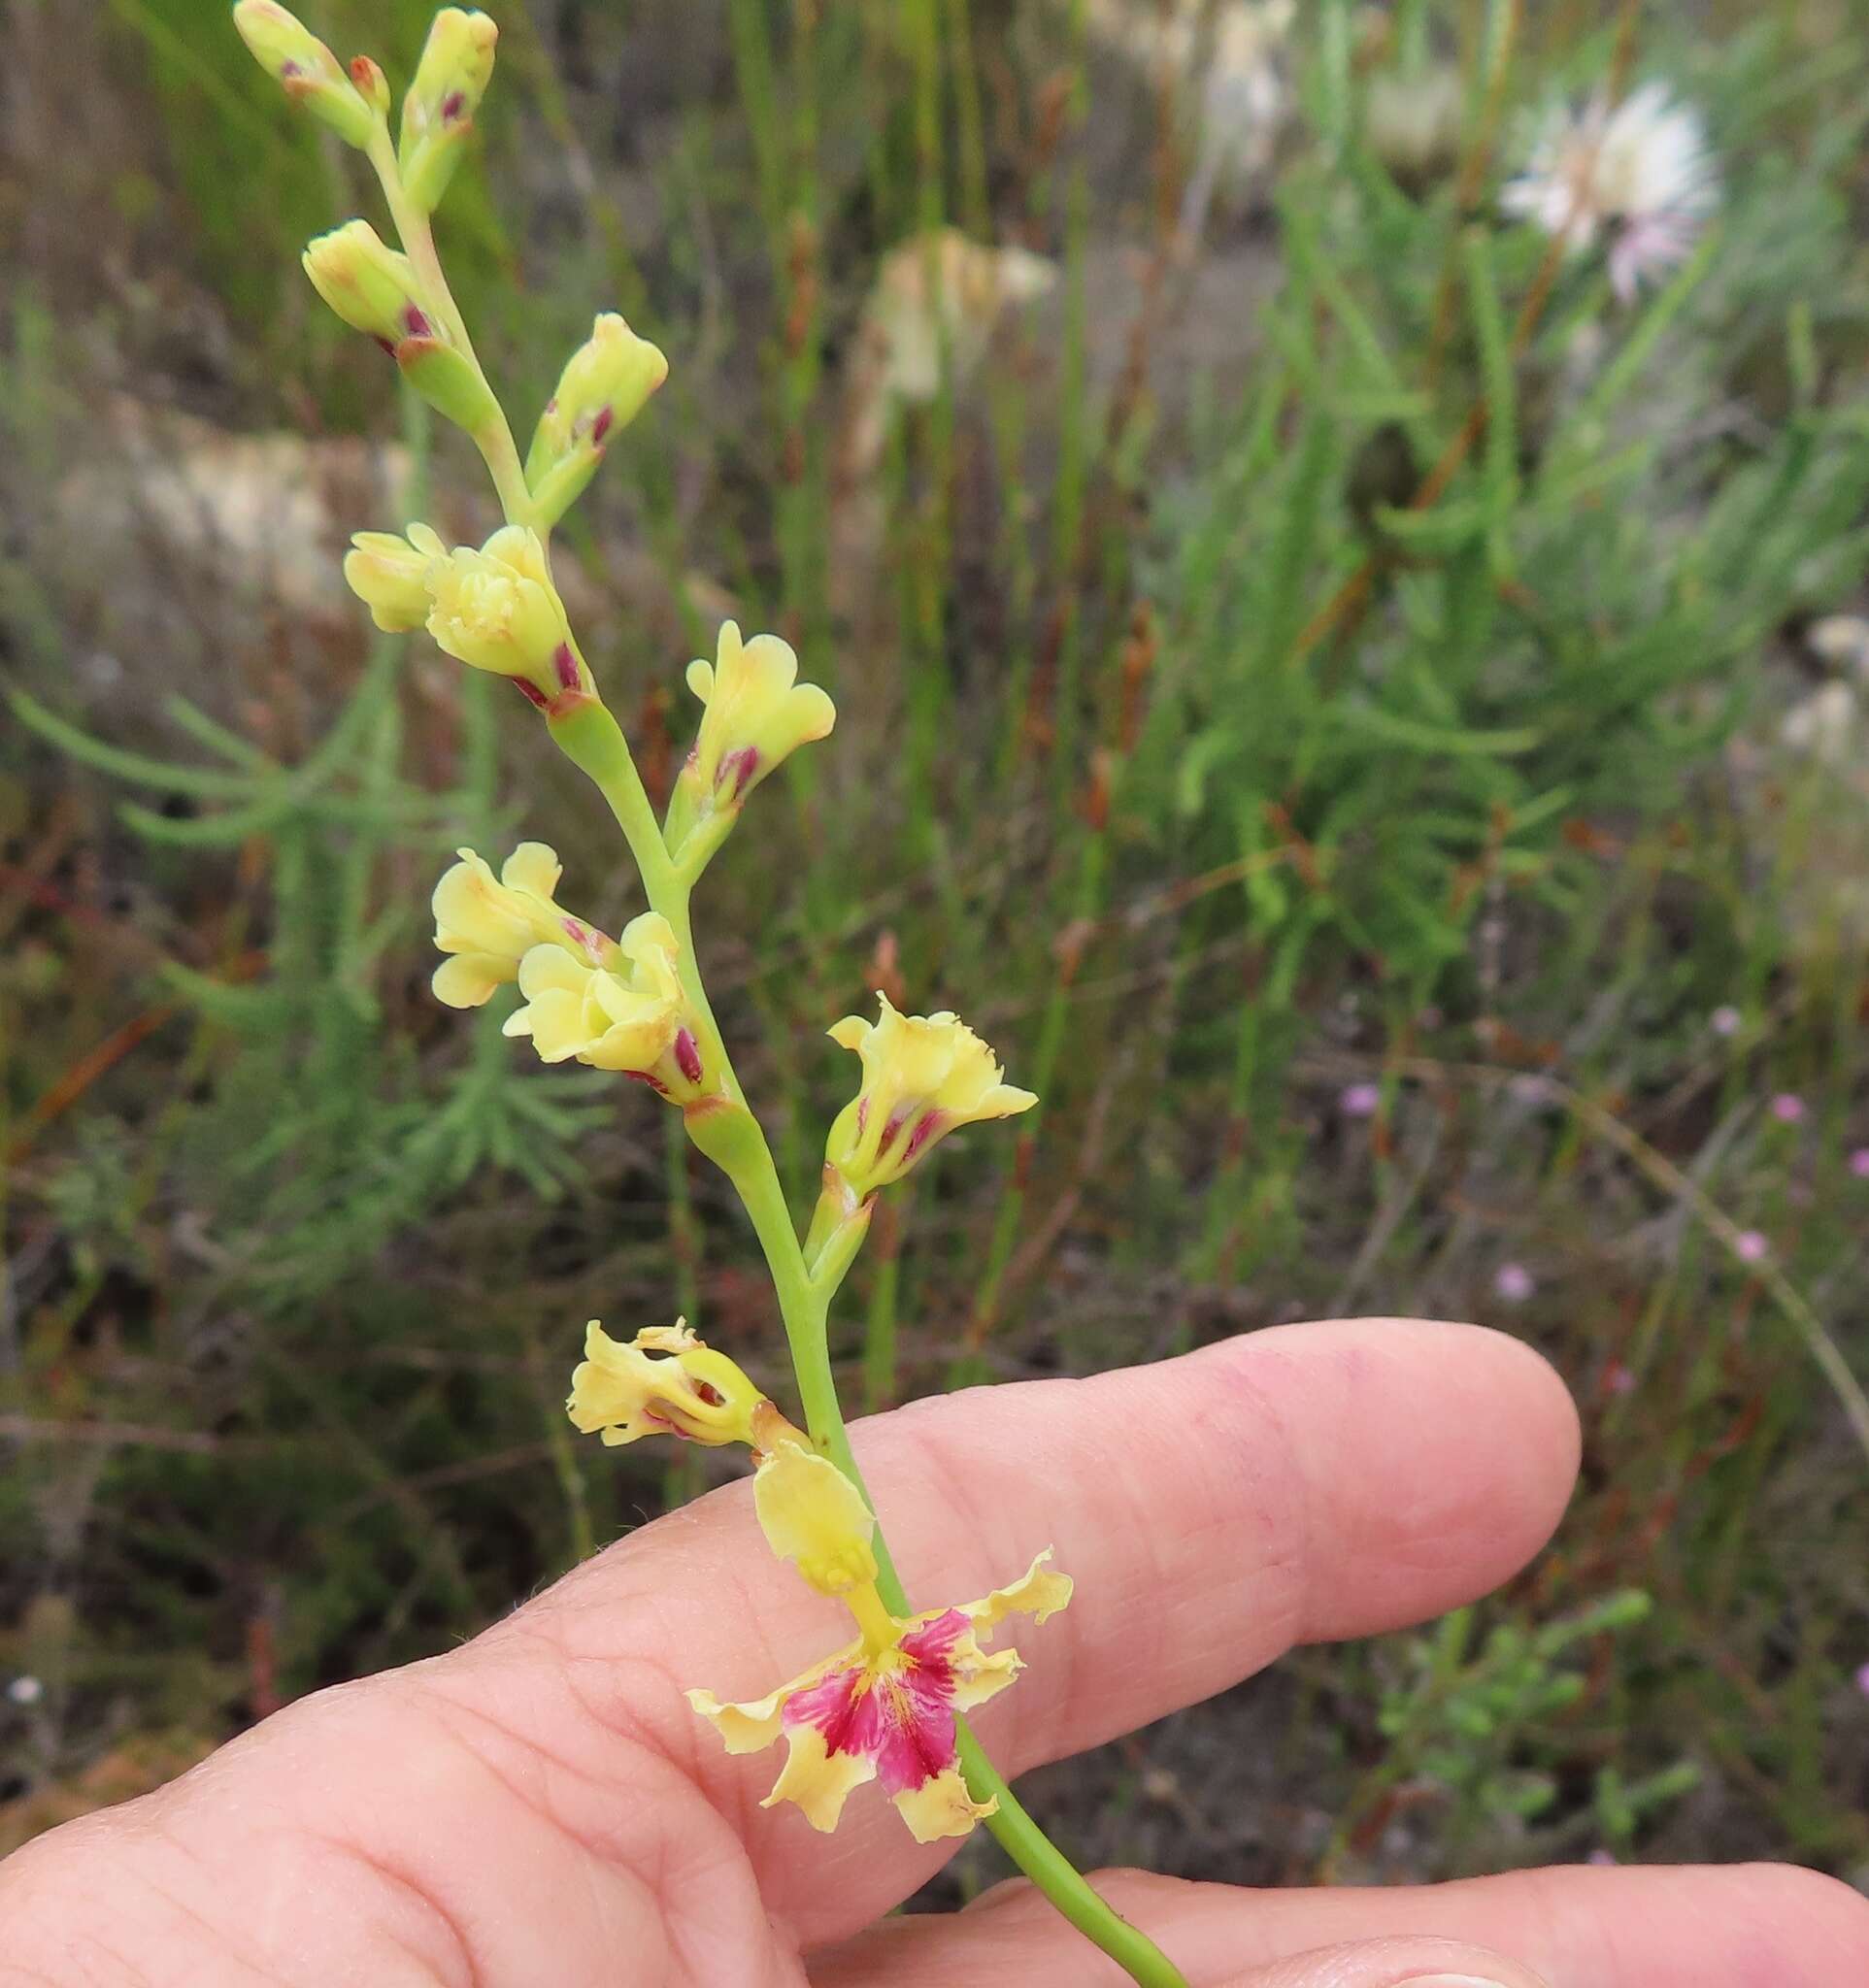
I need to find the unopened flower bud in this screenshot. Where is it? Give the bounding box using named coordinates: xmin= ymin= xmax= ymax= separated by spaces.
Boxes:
xmin=302 ymin=220 xmax=435 ymax=347
xmin=344 ymin=523 xmax=444 ymax=632
xmin=422 ymin=524 xmax=584 ymax=703
xmin=349 ymin=54 xmax=390 ymax=119
xmin=524 ymin=314 xmax=670 ymax=526
xmin=232 ymin=1 xmax=375 ymax=148
xmin=398 ymin=7 xmax=499 ymax=214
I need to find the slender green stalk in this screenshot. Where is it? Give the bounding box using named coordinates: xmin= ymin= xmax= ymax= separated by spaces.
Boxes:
xmin=363 ymin=121 xmax=535 ymax=528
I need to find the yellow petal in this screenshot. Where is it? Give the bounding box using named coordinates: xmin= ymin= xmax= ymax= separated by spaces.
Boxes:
xmin=890 ymin=1766 xmax=996 ymax=1843
xmin=761 ymin=1720 xmax=877 ymax=1834
xmin=753 ymin=1441 xmax=879 ymax=1597
xmin=959 ymin=1548 xmax=1074 ymax=1632
xmin=431 ymin=951 xmax=508 ymax=1010
xmin=500 ymin=840 xmax=563 ymax=898
xmin=684 ymin=1633 xmax=860 ymax=1753
xmin=514 ymin=945 xmax=588 ymax=1000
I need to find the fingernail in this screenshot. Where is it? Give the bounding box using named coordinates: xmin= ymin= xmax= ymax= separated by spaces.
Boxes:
xmin=1395 ymin=1977 xmax=1515 ymax=1987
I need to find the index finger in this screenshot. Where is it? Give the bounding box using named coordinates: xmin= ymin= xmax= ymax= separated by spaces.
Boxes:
xmin=449 ymin=1317 xmax=1580 ymax=1946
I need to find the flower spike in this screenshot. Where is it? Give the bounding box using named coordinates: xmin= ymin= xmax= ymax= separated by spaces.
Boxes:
xmin=691 ymin=1436 xmax=1069 ymax=1840
xmin=429 ymin=843 xmax=615 ymax=1011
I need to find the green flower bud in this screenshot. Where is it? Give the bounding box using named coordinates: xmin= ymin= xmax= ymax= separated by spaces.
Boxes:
xmin=398 ymin=8 xmax=499 ymax=214
xmin=523 ymin=314 xmax=669 ymax=525
xmin=302 ymin=220 xmax=434 ymax=346
xmin=232 ymin=1 xmax=375 ymax=149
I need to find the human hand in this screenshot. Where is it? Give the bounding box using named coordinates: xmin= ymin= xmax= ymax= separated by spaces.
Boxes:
xmin=4 ymin=1318 xmax=1865 ymax=1987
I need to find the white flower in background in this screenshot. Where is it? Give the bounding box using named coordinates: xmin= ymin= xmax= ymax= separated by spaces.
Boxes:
xmin=1084 ymin=1 xmax=1295 ymax=237
xmin=1502 ymin=84 xmax=1717 ymax=301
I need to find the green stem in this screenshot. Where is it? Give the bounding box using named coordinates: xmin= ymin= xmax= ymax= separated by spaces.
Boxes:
xmin=364 ymin=120 xmax=535 ymax=529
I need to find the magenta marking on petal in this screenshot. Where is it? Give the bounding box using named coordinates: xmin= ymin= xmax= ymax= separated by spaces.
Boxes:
xmin=279 ymin=59 xmax=303 ymax=79
xmin=674 ymin=1028 xmax=703 ymax=1086
xmin=877 ymin=1109 xmax=910 ymax=1156
xmin=440 ymin=88 xmax=468 ymax=122
xmin=622 ymin=1069 xmax=671 ymax=1097
xmin=714 ymin=746 xmax=760 ymax=799
xmin=590 ymin=404 xmax=614 ymax=447
xmin=553 ymin=642 xmax=580 ymax=690
xmin=780 ymin=1622 xmax=967 ymax=1796
xmin=854 ymin=1096 xmax=870 ymax=1138
xmin=899 ymin=1110 xmax=944 ymax=1167
xmin=514 ymin=679 xmax=552 ymax=710
xmin=784 ymin=1663 xmax=867 ymax=1748
xmin=372 ymin=335 xmax=397 ymax=356
xmin=402 ymin=304 xmax=434 ymax=339
xmin=897 ymin=1608 xmax=969 ymax=1669
xmin=867 ymin=1668 xmax=960 ymax=1795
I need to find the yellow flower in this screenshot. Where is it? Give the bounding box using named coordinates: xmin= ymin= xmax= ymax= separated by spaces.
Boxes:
xmin=344 ymin=523 xmax=445 ymax=633
xmin=526 ymin=314 xmax=670 ymax=526
xmin=423 ymin=525 xmax=583 ymax=704
xmin=429 ymin=843 xmax=614 ymax=1011
xmin=566 ymin=1321 xmax=765 ymax=1448
xmin=823 ymin=994 xmax=1036 ymax=1198
xmin=689 ymin=1441 xmax=1071 ymax=1843
xmin=398 ymin=8 xmax=499 ymax=214
xmin=503 ymin=912 xmax=711 ymax=1097
xmin=303 ymin=222 xmax=438 ymax=348
xmin=232 ymin=1 xmax=375 ymax=148
xmin=665 ymin=622 xmax=836 ymax=868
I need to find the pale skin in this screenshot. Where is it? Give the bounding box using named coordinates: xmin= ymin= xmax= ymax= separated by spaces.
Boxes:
xmin=4 ymin=1319 xmax=1866 ymax=1988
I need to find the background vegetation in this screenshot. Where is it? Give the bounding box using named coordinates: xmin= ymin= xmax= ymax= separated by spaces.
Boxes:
xmin=5 ymin=0 xmax=1869 ymax=1902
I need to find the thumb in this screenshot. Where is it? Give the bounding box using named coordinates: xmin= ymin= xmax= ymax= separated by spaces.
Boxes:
xmin=1218 ymin=1938 xmax=1549 ymax=1988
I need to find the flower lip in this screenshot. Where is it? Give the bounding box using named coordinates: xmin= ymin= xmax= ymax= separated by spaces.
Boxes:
xmin=687 ymin=1536 xmax=1071 ymax=1842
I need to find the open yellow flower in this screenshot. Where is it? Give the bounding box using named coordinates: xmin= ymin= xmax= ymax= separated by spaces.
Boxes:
xmin=689 ymin=1438 xmax=1071 ymax=1842
xmin=665 ymin=622 xmax=835 ymax=867
xmin=429 ymin=843 xmax=614 ymax=1011
xmin=566 ymin=1321 xmax=766 ymax=1448
xmin=503 ymin=912 xmax=711 ymax=1097
xmin=823 ymin=994 xmax=1036 ymax=1199
xmin=423 ymin=525 xmax=584 ymax=705
xmin=345 ymin=523 xmax=446 ymax=632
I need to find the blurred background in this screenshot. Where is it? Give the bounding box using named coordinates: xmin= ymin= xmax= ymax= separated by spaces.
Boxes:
xmin=5 ymin=0 xmax=1869 ymax=1904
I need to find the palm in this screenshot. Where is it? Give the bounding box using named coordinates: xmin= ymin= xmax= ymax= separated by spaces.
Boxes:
xmin=5 ymin=1320 xmax=1867 ymax=1988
